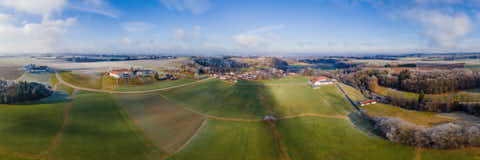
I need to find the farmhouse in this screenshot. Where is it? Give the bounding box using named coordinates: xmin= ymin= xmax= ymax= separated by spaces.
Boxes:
xmin=359 ymin=99 xmax=376 ymax=106
xmin=310 ymin=76 xmax=333 ymax=87
xmin=135 ymin=69 xmax=155 ymax=77
xmin=108 ymin=69 xmax=133 ymax=79
xmin=24 ymin=64 xmax=49 ymax=73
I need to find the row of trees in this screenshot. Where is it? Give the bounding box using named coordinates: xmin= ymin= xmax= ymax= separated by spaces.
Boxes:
xmin=367 ymin=115 xmax=480 ymax=149
xmin=0 ymin=80 xmax=52 ymax=104
xmin=342 ymin=69 xmax=480 ymax=94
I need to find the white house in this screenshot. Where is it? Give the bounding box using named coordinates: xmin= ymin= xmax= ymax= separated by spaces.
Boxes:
xmin=310 ymin=76 xmax=333 ymax=87
xmin=108 ymin=69 xmax=133 ymax=79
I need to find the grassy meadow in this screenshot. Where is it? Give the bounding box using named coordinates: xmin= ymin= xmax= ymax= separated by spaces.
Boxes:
xmin=162 ymin=79 xmax=267 ymax=119
xmin=113 ymin=78 xmax=196 ymax=91
xmin=362 ymin=103 xmax=454 ymax=127
xmin=59 ymin=71 xmax=103 ymax=89
xmin=114 ymin=93 xmax=206 ymax=153
xmin=276 ymin=116 xmax=415 ymax=160
xmin=266 ymin=83 xmax=353 ymax=116
xmin=168 ymin=119 xmax=281 ymax=160
xmin=50 ymin=92 xmax=163 ymax=160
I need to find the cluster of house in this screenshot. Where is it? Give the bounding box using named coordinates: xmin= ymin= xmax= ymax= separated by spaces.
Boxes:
xmin=310 ymin=76 xmax=336 ymax=88
xmin=107 ymin=69 xmax=155 ymax=79
xmin=359 ymin=99 xmax=376 ymax=106
xmin=23 ymin=64 xmax=49 ymax=73
xmin=210 ymin=69 xmax=297 ymax=83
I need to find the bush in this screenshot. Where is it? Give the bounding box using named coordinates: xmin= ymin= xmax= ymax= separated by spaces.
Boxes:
xmin=367 ymin=114 xmax=480 ymax=149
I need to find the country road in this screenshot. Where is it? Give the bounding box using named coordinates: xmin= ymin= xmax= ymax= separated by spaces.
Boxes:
xmin=55 ymin=72 xmax=212 ymax=94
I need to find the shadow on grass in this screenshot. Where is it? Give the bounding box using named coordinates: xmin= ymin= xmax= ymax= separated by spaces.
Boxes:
xmin=348 ymin=112 xmax=385 ymax=138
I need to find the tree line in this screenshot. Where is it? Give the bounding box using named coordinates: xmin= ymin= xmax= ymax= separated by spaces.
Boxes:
xmin=362 ymin=113 xmax=480 ymax=149
xmin=342 ymin=68 xmax=480 ymax=94
xmin=0 ymin=80 xmax=52 ymax=104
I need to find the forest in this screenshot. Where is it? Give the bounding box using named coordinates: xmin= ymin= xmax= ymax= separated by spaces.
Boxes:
xmin=0 ymin=80 xmax=52 ymax=104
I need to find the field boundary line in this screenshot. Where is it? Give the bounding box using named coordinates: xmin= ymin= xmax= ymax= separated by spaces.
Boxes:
xmin=277 ymin=113 xmax=348 ymax=120
xmin=56 ymin=72 xmax=212 ymax=94
xmin=162 ymin=119 xmax=208 ymax=160
xmin=45 ymin=89 xmax=77 ymax=160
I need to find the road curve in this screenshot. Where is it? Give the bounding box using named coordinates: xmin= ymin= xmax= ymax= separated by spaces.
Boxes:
xmin=55 ymin=72 xmax=212 ymax=94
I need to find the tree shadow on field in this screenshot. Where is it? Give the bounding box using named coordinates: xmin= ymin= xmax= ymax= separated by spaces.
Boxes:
xmin=348 ymin=112 xmax=385 ymax=138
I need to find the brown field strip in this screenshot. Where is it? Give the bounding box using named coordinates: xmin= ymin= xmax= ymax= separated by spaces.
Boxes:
xmin=45 ymin=89 xmax=77 ymax=160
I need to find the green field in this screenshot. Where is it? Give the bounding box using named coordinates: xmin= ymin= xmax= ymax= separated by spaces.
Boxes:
xmin=266 ymin=84 xmax=353 ymax=116
xmin=0 ymin=97 xmax=67 ymax=160
xmin=362 ymin=103 xmax=454 ymax=127
xmin=16 ymin=72 xmax=56 ymax=86
xmin=114 ymin=93 xmax=206 ymax=153
xmin=1 ymin=74 xmax=480 ymax=159
xmin=169 ymin=119 xmax=281 ymax=160
xmin=114 ymin=79 xmax=196 ymax=91
xmin=162 ymin=79 xmax=267 ymax=119
xmin=59 ymin=71 xmax=103 ymax=89
xmin=276 ymin=116 xmax=415 ymax=160
xmin=50 ymin=92 xmax=163 ymax=160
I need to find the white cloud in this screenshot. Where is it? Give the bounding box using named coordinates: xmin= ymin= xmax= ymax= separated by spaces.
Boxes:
xmin=233 ymin=35 xmax=266 ymax=48
xmin=160 ymin=0 xmax=211 ymax=14
xmin=0 ymin=0 xmax=66 ymax=16
xmin=122 ymin=22 xmax=154 ymax=33
xmin=67 ymin=0 xmax=119 ymax=18
xmin=0 ymin=16 xmax=76 ymax=53
xmin=173 ymin=28 xmax=186 ymax=42
xmin=408 ymin=9 xmax=472 ymax=48
xmin=233 ymin=24 xmax=286 ymax=49
xmin=414 ymin=0 xmax=463 ymax=5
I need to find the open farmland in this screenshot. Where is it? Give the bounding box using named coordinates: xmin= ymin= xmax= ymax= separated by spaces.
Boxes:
xmin=276 ymin=116 xmax=415 ymax=160
xmin=113 ymin=78 xmax=196 ymax=92
xmin=266 ymin=83 xmax=353 ymax=116
xmin=161 ymin=79 xmax=267 ymax=119
xmin=59 ymin=71 xmax=103 ymax=89
xmin=0 ymin=66 xmax=24 ymax=80
xmin=168 ymin=119 xmax=281 ymax=160
xmin=114 ymin=93 xmax=206 ymax=153
xmin=0 ymin=89 xmax=69 ymax=160
xmin=50 ymin=92 xmax=163 ymax=160
xmin=362 ymin=103 xmax=454 ymax=127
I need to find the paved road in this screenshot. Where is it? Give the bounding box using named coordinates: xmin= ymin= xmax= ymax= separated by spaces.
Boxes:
xmin=335 ymin=83 xmax=361 ymax=111
xmin=55 ymin=72 xmax=212 ymax=94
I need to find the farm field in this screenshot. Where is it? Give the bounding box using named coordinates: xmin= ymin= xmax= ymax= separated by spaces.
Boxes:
xmin=169 ymin=119 xmax=281 ymax=160
xmin=161 ymin=79 xmax=267 ymax=119
xmin=338 ymin=83 xmax=366 ymax=102
xmin=114 ymin=93 xmax=206 ymax=153
xmin=266 ymin=83 xmax=353 ymax=116
xmin=362 ymin=103 xmax=454 ymax=127
xmin=50 ymin=92 xmax=163 ymax=160
xmin=262 ymin=76 xmax=310 ymax=85
xmin=276 ymin=116 xmax=415 ymax=160
xmin=113 ymin=78 xmax=196 ymax=91
xmin=0 ymin=66 xmax=24 ymax=80
xmin=16 ymin=72 xmax=56 ymax=86
xmin=0 ymin=97 xmax=67 ymax=160
xmin=59 ymin=71 xmax=103 ymax=89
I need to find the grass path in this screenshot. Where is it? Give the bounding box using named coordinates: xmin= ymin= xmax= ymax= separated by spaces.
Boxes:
xmin=45 ymin=89 xmax=76 ymax=160
xmin=258 ymin=86 xmax=292 ymax=160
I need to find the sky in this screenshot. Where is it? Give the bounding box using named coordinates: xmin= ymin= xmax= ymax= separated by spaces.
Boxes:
xmin=0 ymin=0 xmax=480 ymax=56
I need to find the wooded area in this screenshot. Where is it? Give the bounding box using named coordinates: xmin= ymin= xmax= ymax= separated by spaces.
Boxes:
xmin=0 ymin=80 xmax=52 ymax=104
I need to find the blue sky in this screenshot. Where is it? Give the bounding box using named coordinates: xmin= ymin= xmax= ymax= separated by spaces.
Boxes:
xmin=0 ymin=0 xmax=479 ymax=55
